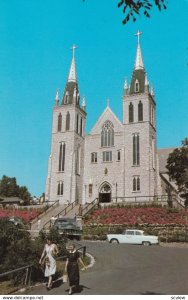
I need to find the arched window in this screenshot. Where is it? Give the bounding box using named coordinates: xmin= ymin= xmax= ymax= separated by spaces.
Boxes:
xmin=57 ymin=182 xmax=60 ymax=195
xmin=66 ymin=112 xmax=70 ymax=131
xmin=57 ymin=113 xmax=62 ymax=132
xmin=58 ymin=143 xmax=66 ymax=172
xmin=133 ymin=177 xmax=140 ymax=191
xmin=152 ymin=137 xmax=155 ymax=169
xmin=75 ymin=146 xmax=81 ymax=175
xmin=77 ymin=93 xmax=80 ymax=105
xmin=133 ymin=134 xmax=140 ymax=166
xmin=80 ymin=117 xmax=82 ymax=136
xmin=137 ymin=177 xmax=140 ymax=191
xmin=129 ymin=102 xmax=134 ymax=123
xmin=135 ymin=79 xmax=139 ymax=92
xmin=138 ymin=101 xmax=143 ymax=121
xmin=57 ymin=182 xmax=63 ymax=195
xmin=133 ymin=177 xmax=137 ymax=191
xmin=76 ymin=114 xmax=79 ymax=133
xmin=65 ymin=91 xmax=69 ymax=104
xmin=101 ymin=120 xmax=114 ymax=147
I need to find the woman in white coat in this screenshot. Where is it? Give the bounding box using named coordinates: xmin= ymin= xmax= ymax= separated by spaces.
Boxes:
xmin=39 ymin=237 xmax=58 ymax=290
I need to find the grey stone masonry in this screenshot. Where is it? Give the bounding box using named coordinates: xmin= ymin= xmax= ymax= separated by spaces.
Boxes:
xmin=46 ymin=37 xmax=164 ymax=205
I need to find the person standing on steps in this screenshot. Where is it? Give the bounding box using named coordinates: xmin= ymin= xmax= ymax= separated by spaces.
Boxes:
xmin=64 ymin=243 xmax=86 ymax=295
xmin=39 ymin=236 xmax=59 ymax=290
xmin=50 ymin=215 xmax=57 ymax=228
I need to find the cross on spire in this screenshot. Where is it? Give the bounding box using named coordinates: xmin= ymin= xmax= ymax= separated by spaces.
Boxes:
xmin=71 ymin=44 xmax=77 ymax=59
xmin=107 ymin=98 xmax=110 ymax=107
xmin=68 ymin=45 xmax=77 ymax=83
xmin=135 ymin=30 xmax=142 ymax=44
xmin=134 ymin=30 xmax=144 ymax=70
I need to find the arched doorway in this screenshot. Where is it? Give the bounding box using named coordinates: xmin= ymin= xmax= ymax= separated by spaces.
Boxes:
xmin=99 ymin=182 xmax=111 ymax=203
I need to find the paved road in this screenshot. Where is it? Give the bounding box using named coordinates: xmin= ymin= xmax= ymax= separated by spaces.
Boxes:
xmin=21 ymin=241 xmax=188 ymax=295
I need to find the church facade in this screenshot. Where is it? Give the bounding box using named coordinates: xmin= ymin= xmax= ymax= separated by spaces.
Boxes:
xmin=45 ymin=33 xmax=162 ymax=205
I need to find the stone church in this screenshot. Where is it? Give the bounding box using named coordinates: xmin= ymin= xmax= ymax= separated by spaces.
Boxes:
xmin=45 ymin=32 xmax=165 ymax=205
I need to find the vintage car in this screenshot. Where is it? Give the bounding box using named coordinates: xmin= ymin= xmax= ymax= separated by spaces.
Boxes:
xmin=107 ymin=229 xmax=159 ymax=246
xmin=53 ymin=218 xmax=82 ymax=240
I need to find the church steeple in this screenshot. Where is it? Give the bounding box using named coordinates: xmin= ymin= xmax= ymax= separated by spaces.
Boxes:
xmin=134 ymin=30 xmax=144 ymax=70
xmin=129 ymin=31 xmax=148 ymax=95
xmin=68 ymin=45 xmax=77 ymax=83
xmin=62 ymin=45 xmax=80 ymax=105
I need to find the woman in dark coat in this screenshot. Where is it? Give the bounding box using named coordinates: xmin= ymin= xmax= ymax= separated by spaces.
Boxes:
xmin=65 ymin=244 xmax=86 ymax=295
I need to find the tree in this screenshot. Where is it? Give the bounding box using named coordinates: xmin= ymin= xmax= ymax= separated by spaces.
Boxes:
xmin=83 ymin=0 xmax=167 ymax=24
xmin=0 ymin=176 xmax=19 ymax=197
xmin=166 ymin=138 xmax=188 ymax=205
xmin=19 ymin=186 xmax=31 ymax=204
xmin=0 ymin=175 xmax=31 ymax=204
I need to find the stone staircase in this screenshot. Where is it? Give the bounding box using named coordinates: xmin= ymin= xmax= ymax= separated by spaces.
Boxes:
xmin=160 ymin=173 xmax=185 ymax=208
xmin=30 ymin=200 xmax=80 ymax=237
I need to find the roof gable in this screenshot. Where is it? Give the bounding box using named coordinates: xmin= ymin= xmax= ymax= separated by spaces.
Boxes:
xmin=90 ymin=106 xmax=123 ymax=135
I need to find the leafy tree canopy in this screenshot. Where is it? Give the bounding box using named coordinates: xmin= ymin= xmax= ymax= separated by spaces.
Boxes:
xmin=166 ymin=138 xmax=188 ymax=204
xmin=0 ymin=175 xmax=31 ymax=204
xmin=83 ymin=0 xmax=168 ymax=24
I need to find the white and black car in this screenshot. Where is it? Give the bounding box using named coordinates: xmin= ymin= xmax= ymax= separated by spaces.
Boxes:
xmin=107 ymin=229 xmax=159 ymax=246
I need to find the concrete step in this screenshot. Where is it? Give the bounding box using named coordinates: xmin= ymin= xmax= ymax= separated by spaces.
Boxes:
xmin=30 ymin=202 xmax=81 ymax=238
xmin=31 ymin=204 xmax=66 ymax=231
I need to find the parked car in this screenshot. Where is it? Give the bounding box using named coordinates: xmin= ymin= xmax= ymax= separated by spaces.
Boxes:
xmin=107 ymin=229 xmax=159 ymax=246
xmin=8 ymin=216 xmax=25 ymax=227
xmin=53 ymin=218 xmax=82 ymax=240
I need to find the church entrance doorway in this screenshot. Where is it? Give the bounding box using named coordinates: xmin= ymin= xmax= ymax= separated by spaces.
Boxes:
xmin=99 ymin=183 xmax=111 ymax=203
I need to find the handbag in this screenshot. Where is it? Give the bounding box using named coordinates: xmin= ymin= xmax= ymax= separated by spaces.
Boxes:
xmin=41 ymin=255 xmax=47 ymax=267
xmin=63 ymin=274 xmax=68 ymax=283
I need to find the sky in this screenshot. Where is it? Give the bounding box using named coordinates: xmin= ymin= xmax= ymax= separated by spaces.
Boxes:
xmin=0 ymin=0 xmax=188 ymax=197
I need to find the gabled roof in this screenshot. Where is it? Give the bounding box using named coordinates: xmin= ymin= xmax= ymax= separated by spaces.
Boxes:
xmin=157 ymin=148 xmax=176 ymax=173
xmin=90 ymin=106 xmax=123 ymax=135
xmin=0 ymin=197 xmax=24 ymax=204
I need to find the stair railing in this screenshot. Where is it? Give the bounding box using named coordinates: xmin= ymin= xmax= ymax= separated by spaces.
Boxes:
xmin=160 ymin=173 xmax=185 ymax=208
xmin=81 ymin=198 xmax=99 ymax=216
xmin=43 ymin=199 xmax=78 ymax=229
xmin=0 ymin=264 xmax=33 ymax=287
xmin=30 ymin=200 xmax=60 ymax=226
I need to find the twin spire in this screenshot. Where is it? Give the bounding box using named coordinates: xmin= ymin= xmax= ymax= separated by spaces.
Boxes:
xmin=56 ymin=33 xmax=153 ymax=106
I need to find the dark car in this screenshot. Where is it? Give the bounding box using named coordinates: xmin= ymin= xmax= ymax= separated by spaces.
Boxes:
xmin=53 ymin=218 xmax=82 ymax=240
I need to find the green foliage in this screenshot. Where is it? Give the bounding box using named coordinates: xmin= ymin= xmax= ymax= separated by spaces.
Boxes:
xmin=117 ymin=0 xmax=167 ymax=24
xmin=0 ymin=220 xmax=67 ymax=285
xmin=166 ymin=138 xmax=188 ymax=204
xmin=0 ymin=176 xmax=19 ymax=198
xmin=83 ymin=0 xmax=167 ymax=25
xmin=0 ymin=219 xmax=30 ymax=268
xmin=0 ymin=175 xmax=31 ymax=204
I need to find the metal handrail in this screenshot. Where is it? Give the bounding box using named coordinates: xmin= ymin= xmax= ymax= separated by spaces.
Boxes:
xmin=81 ymin=198 xmax=99 ymax=216
xmin=160 ymin=173 xmax=186 ymax=208
xmin=110 ymin=195 xmax=169 ymax=203
xmin=0 ymin=264 xmax=33 ymax=286
xmin=43 ymin=199 xmax=79 ymax=229
xmin=30 ymin=200 xmax=60 ymax=225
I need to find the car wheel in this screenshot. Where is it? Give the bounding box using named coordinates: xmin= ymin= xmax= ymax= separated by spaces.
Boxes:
xmin=142 ymin=241 xmax=151 ymax=246
xmin=110 ymin=239 xmax=119 ymax=244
